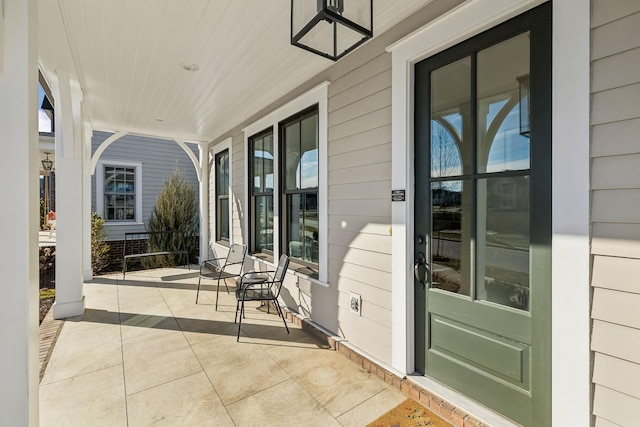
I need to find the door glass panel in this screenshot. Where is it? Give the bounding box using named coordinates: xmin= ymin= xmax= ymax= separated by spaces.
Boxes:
xmin=476 ymin=176 xmax=530 ymax=310
xmin=431 ymin=57 xmax=471 ymax=177
xmin=431 ymin=180 xmax=471 ymax=296
xmin=477 ymin=32 xmax=530 ymax=174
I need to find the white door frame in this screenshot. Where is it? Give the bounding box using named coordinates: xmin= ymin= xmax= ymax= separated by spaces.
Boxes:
xmin=388 ymin=0 xmax=590 ymax=425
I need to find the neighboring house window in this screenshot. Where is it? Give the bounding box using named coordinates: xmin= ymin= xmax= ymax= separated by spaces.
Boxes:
xmin=249 ymin=129 xmax=275 ymax=253
xmin=281 ymin=107 xmax=319 ymax=266
xmin=215 ymin=150 xmax=230 ymax=242
xmin=104 ymin=166 xmax=136 ymax=221
xmin=96 ymin=161 xmax=142 ymax=223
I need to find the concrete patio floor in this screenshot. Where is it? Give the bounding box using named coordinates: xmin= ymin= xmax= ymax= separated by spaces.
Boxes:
xmin=39 ymin=266 xmax=407 ymax=426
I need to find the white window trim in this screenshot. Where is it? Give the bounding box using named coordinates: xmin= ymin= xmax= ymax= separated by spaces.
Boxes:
xmin=243 ymin=81 xmax=329 ymax=285
xmin=96 ymin=160 xmax=143 ymax=224
xmin=387 ymin=0 xmax=589 ymax=426
xmin=210 ymin=138 xmax=232 ymax=249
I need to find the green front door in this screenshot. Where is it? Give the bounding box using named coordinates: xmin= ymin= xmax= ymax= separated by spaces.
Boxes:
xmin=413 ymin=4 xmax=551 ymax=426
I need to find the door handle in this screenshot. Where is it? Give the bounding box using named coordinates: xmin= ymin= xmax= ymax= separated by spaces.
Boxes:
xmin=414 ymin=252 xmax=428 ymax=289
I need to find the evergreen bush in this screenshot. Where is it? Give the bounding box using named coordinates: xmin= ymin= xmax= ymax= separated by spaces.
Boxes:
xmin=91 ymin=211 xmax=110 ymax=274
xmin=146 ymin=169 xmax=199 ymax=266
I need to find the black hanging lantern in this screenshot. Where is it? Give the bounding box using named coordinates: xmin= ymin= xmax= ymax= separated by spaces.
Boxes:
xmin=291 ymin=0 xmax=373 ymax=61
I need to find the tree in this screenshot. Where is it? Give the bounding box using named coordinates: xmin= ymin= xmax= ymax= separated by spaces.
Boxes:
xmin=146 ymin=169 xmax=199 ymax=265
xmin=91 ymin=212 xmax=110 ymax=274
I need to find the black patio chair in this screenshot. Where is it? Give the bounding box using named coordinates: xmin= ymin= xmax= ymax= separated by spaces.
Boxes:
xmin=234 ymin=254 xmax=290 ymax=342
xmin=196 ymin=243 xmax=247 ymax=310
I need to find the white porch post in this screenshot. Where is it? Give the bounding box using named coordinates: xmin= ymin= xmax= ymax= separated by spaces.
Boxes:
xmin=199 ymin=141 xmax=210 ymax=262
xmin=52 ymin=71 xmax=85 ymax=319
xmin=82 ymin=123 xmax=93 ymax=280
xmin=0 ymin=0 xmax=39 ymax=424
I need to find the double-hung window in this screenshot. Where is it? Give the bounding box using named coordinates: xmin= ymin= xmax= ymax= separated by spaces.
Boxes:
xmin=281 ymin=107 xmax=319 ymax=266
xmin=215 ymin=150 xmax=230 ymax=242
xmin=96 ymin=161 xmax=142 ymax=224
xmin=244 ymin=82 xmax=328 ymax=283
xmin=103 ymin=165 xmax=137 ymax=221
xmin=249 ymin=130 xmax=275 ymax=253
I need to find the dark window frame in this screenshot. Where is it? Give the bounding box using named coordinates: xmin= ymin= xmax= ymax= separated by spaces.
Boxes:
xmin=248 ymin=128 xmax=275 ymax=255
xmin=215 ymin=149 xmax=230 ymax=243
xmin=279 ymin=106 xmax=320 ymax=270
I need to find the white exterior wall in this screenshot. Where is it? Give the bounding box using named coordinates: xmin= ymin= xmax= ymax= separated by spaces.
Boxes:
xmin=590 ymin=2 xmax=640 ymax=426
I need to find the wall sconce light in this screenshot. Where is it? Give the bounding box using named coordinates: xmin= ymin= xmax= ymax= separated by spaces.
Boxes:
xmin=291 ymin=0 xmax=373 ymax=61
xmin=42 ymin=152 xmax=53 ymax=171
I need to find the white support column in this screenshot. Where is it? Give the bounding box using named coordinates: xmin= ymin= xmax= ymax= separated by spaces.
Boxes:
xmin=0 ymin=0 xmax=39 ymax=424
xmin=53 ymin=71 xmax=85 ymax=319
xmin=199 ymin=141 xmax=210 ymax=263
xmin=82 ymin=122 xmax=93 ymax=280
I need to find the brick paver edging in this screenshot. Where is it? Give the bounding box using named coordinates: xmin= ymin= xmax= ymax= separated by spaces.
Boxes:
xmin=39 ymin=308 xmax=64 ymax=382
xmin=280 ymin=306 xmax=488 ymax=427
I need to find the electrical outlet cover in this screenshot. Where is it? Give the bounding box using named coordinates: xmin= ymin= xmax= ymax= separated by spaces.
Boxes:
xmin=349 ymin=292 xmax=361 ymax=315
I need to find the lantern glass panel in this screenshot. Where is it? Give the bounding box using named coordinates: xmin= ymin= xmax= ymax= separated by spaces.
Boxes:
xmin=340 ymin=0 xmax=371 ymax=29
xmin=292 ymin=0 xmax=321 ymax=37
xmin=297 ymin=19 xmax=335 ymax=56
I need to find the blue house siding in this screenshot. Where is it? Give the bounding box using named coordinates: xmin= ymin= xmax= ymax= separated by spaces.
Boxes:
xmin=91 ymin=131 xmax=200 ymax=241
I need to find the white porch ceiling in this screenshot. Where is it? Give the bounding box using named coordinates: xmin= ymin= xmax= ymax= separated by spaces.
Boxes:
xmin=38 ymin=0 xmax=432 ymax=143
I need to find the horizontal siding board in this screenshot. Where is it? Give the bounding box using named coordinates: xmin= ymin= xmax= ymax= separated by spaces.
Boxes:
xmin=328 ymin=106 xmax=392 ymax=141
xmin=592 ymin=189 xmax=640 ymax=223
xmin=592 ymin=12 xmax=640 ymax=60
xmin=593 ymin=384 xmax=640 ymax=427
xmin=592 ymin=223 xmax=640 ymax=258
xmin=329 ymin=88 xmax=392 ymax=127
xmin=592 ymin=255 xmax=640 ymax=293
xmin=328 ymin=52 xmax=391 ymax=96
xmin=328 ymin=125 xmax=391 ymax=157
xmin=329 ymin=199 xmax=391 ymax=218
xmin=329 ymin=69 xmax=391 ymax=113
xmin=593 ymin=352 xmax=640 ymax=400
xmin=330 ymin=180 xmax=391 ymax=200
xmin=592 ymin=287 xmax=640 ymax=329
xmin=336 ymin=305 xmax=392 ymax=364
xmin=591 ymin=83 xmax=640 ymax=125
xmin=329 ymin=143 xmax=392 ymax=171
xmin=328 ymin=245 xmax=392 ymax=273
xmin=329 ymin=162 xmax=391 ymax=186
xmin=332 ymin=259 xmax=392 ymax=291
xmin=334 ymin=276 xmax=392 ymax=310
xmin=592 ymin=154 xmax=640 ymax=189
xmin=592 ymin=118 xmax=640 ymax=158
xmin=329 ymin=230 xmax=392 ymax=255
xmin=592 ymin=319 xmax=640 ymax=364
xmin=338 ymin=290 xmax=391 ymax=328
xmin=592 ymin=47 xmax=640 ymax=93
xmin=328 ymin=215 xmax=390 ymax=234
xmin=592 ymin=0 xmax=640 ymax=28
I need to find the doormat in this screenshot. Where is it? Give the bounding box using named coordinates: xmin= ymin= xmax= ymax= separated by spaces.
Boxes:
xmin=366 ymin=398 xmax=449 ymax=427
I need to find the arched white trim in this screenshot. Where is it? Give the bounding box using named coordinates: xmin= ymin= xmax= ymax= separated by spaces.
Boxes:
xmin=174 ymin=138 xmax=202 ymax=182
xmin=89 ymin=130 xmax=128 ymax=175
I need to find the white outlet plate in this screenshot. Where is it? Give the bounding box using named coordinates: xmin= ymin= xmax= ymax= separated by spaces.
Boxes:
xmin=349 ymin=292 xmax=361 ymax=316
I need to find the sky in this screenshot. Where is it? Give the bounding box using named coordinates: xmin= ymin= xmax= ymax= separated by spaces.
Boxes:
xmin=38 ymin=85 xmax=52 ymax=132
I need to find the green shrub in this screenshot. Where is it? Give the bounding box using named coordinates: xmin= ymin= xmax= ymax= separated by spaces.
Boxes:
xmin=91 ymin=212 xmax=110 ymax=274
xmin=146 ymin=169 xmax=198 ymax=266
xmin=40 ymin=198 xmax=46 ymax=229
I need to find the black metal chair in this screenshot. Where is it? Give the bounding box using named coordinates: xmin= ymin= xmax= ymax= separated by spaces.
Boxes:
xmin=234 ymin=254 xmax=290 ymax=342
xmin=196 ymin=243 xmax=247 ymax=310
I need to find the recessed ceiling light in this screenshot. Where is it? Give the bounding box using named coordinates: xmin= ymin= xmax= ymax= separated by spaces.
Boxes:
xmin=181 ymin=63 xmax=199 ymax=72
